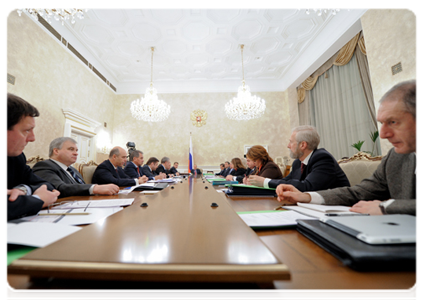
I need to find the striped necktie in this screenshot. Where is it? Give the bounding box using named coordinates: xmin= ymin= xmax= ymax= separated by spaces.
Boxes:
xmin=67 ymin=167 xmax=85 ymax=184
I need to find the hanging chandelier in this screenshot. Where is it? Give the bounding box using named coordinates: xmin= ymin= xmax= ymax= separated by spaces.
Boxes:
xmin=225 ymin=45 xmax=266 ymax=121
xmin=17 ymin=9 xmax=86 ymax=25
xmin=130 ymin=47 xmax=171 ymax=122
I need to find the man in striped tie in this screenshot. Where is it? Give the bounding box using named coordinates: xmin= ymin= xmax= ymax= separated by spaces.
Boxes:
xmin=33 ymin=137 xmax=119 ymax=198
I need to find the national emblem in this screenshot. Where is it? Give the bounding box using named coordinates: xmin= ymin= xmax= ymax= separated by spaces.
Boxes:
xmin=190 ymin=110 xmax=207 ymax=127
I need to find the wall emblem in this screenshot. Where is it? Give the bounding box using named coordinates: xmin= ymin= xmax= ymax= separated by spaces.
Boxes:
xmin=190 ymin=110 xmax=207 ymax=127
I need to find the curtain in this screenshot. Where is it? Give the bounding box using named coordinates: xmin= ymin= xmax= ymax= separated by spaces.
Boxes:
xmin=309 ymin=52 xmax=380 ymax=159
xmin=298 ymin=90 xmax=311 ymax=126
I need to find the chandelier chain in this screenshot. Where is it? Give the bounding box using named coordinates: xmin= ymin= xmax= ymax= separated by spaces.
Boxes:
xmin=130 ymin=46 xmax=171 ymax=122
xmin=224 ymin=44 xmax=266 ymax=121
xmin=241 ymin=44 xmax=245 ymax=87
xmin=150 ymin=47 xmax=154 ymax=87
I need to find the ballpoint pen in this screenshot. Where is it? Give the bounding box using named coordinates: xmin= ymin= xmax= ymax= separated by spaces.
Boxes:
xmin=325 ymin=213 xmax=370 ymax=216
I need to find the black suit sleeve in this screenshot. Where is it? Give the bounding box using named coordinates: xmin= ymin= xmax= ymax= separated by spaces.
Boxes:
xmin=92 ymin=163 xmax=136 ymax=187
xmin=7 ymin=154 xmax=52 ymax=220
xmin=142 ymin=165 xmax=155 ymax=180
xmin=8 ymin=195 xmax=44 ymax=220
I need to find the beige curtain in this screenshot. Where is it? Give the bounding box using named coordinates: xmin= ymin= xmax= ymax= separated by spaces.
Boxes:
xmin=298 ymin=91 xmax=311 ymax=126
xmin=308 ymin=52 xmax=380 ymax=159
xmin=297 ymin=32 xmax=364 ymax=103
xmin=355 ymin=42 xmax=377 ymax=129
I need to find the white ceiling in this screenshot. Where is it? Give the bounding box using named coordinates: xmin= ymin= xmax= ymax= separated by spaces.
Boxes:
xmin=31 ymin=9 xmax=366 ymax=94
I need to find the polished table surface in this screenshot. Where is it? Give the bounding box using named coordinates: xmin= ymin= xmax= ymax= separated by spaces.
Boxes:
xmin=5 ymin=179 xmax=420 ymax=299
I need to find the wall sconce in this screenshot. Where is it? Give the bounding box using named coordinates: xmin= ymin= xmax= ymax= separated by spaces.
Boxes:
xmin=96 ymin=130 xmax=112 ymax=154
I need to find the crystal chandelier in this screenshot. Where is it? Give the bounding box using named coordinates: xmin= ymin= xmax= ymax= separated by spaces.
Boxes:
xmin=303 ymin=9 xmax=341 ymax=16
xmin=17 ymin=9 xmax=86 ymax=25
xmin=130 ymin=47 xmax=171 ymax=122
xmin=225 ymin=45 xmax=266 ymax=121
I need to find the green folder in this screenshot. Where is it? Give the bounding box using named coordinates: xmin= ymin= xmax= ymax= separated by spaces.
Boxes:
xmin=7 ymin=246 xmax=37 ymax=266
xmin=225 ymin=183 xmax=276 ymax=190
xmin=206 ymin=178 xmax=226 ymax=182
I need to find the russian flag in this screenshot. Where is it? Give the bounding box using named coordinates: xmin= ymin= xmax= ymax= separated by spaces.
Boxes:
xmin=188 ymin=134 xmax=193 ymax=173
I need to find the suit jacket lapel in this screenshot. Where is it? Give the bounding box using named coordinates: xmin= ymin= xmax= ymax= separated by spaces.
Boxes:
xmin=49 ymin=159 xmax=76 ymax=184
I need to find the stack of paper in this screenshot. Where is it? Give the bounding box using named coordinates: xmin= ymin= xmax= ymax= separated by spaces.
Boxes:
xmin=15 ymin=199 xmax=134 ymax=226
xmin=283 ymin=203 xmax=360 ymax=219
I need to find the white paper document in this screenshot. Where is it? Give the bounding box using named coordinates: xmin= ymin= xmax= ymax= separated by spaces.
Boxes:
xmin=283 ymin=203 xmax=359 ymax=219
xmin=22 ymin=207 xmax=123 ymax=225
xmin=51 ymin=199 xmax=134 ymax=209
xmin=297 ymin=203 xmax=353 ymax=213
xmin=239 ymin=211 xmax=316 ymax=228
xmin=7 ymin=222 xmax=82 ymax=247
xmin=148 ymin=178 xmax=175 ymax=183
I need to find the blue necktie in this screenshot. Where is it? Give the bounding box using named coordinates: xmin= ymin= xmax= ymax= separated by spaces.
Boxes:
xmin=67 ymin=167 xmax=85 ymax=184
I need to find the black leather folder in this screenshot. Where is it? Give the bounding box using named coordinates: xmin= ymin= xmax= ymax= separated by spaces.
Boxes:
xmin=133 ymin=182 xmax=168 ymax=191
xmin=296 ymin=219 xmax=416 ymax=271
xmin=225 ymin=185 xmax=277 ymax=196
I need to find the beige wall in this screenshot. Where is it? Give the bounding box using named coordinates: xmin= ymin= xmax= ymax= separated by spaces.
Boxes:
xmin=7 ymin=12 xmax=116 ymax=160
xmin=114 ymin=91 xmax=291 ymax=168
xmin=361 ymin=9 xmax=416 ymax=154
xmin=287 ymin=86 xmax=299 ymax=130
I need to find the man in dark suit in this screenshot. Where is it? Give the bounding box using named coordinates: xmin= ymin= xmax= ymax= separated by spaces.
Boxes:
xmin=142 ymin=157 xmax=166 ymax=180
xmin=7 ymin=93 xmax=60 ymax=220
xmin=156 ymin=157 xmax=174 ymax=177
xmin=276 ymin=80 xmax=416 ymax=215
xmin=248 ymin=125 xmax=350 ymax=192
xmin=190 ymin=164 xmax=202 ymax=176
xmin=215 ymin=163 xmax=225 ymax=176
xmin=170 ymin=162 xmax=180 ymax=176
xmin=33 ymin=137 xmax=119 ymax=198
xmin=92 ymin=147 xmax=146 ymax=187
xmin=124 ymin=150 xmax=148 ymax=183
xmin=220 ymin=161 xmax=231 ymax=177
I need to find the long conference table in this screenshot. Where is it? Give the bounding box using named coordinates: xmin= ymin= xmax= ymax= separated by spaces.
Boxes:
xmin=8 ymin=176 xmax=416 ymax=291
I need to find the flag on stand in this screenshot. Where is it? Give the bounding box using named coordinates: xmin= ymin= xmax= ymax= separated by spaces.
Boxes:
xmin=188 ymin=134 xmax=193 ymax=173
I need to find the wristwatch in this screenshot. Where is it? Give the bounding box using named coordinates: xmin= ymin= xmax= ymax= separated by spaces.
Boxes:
xmin=16 ymin=185 xmax=28 ymax=195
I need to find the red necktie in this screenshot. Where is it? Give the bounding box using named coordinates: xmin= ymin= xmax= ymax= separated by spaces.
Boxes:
xmin=137 ymin=167 xmax=140 ymax=176
xmin=301 ymin=163 xmax=305 ymax=174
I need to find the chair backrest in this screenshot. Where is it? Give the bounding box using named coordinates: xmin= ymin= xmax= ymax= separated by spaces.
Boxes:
xmin=26 ymin=155 xmax=46 ymax=169
xmin=338 ymin=152 xmax=383 ymax=186
xmin=274 ymin=156 xmax=286 ymax=178
xmin=78 ymin=161 xmax=99 ymax=184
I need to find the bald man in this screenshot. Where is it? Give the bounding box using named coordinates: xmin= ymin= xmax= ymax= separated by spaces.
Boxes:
xmin=92 ymin=146 xmax=145 ymax=187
